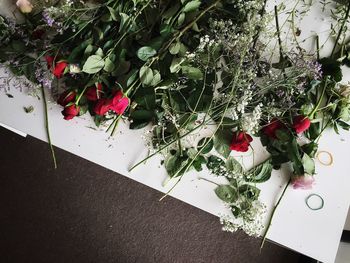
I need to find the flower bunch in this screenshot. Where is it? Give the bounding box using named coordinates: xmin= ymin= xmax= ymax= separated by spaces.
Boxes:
xmin=1 ymin=0 xmax=350 ymax=239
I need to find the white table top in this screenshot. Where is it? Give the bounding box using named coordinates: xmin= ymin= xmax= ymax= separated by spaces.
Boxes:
xmin=1 ymin=1 xmax=350 ymax=262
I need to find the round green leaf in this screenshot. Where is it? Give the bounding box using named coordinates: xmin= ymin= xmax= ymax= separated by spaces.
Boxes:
xmin=139 ymin=66 xmax=154 ymax=86
xmin=137 ymin=46 xmax=157 ymax=61
xmin=82 ymin=55 xmax=105 ymax=74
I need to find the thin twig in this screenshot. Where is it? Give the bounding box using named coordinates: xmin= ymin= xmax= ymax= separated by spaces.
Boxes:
xmin=331 ymin=1 xmax=350 ymax=58
xmin=260 ymin=178 xmax=291 ymax=250
xmin=41 ymin=86 xmax=57 ymax=169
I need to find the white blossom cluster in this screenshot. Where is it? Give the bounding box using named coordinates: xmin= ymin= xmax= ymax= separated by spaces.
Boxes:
xmin=219 ymin=200 xmax=267 ymax=237
xmin=197 ymin=34 xmax=216 ymax=51
xmin=228 ymin=0 xmax=264 ymax=12
xmin=236 ymin=89 xmax=253 ymax=114
xmin=208 ymin=19 xmax=239 ymax=51
xmin=241 ymin=103 xmax=263 ymax=134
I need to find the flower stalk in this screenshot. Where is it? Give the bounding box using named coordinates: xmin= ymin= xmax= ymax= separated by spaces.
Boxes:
xmin=41 ymin=86 xmax=57 ymax=169
xmin=260 ymin=178 xmax=291 ymax=250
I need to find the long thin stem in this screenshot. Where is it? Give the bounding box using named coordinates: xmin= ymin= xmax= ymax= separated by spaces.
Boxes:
xmin=260 ymin=178 xmax=291 ymax=250
xmin=41 ymin=86 xmax=57 ymax=169
xmin=274 ymin=5 xmax=286 ymax=78
xmin=330 ymin=1 xmax=350 ymax=58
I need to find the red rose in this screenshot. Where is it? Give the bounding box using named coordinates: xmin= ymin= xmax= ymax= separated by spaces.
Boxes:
xmin=45 ymin=56 xmax=54 ymax=69
xmin=45 ymin=56 xmax=68 ymax=78
xmin=62 ymin=104 xmax=80 ymax=120
xmin=293 ymin=116 xmax=311 ymax=134
xmin=94 ymin=90 xmax=130 ymax=116
xmin=94 ymin=98 xmax=113 ymax=116
xmin=230 ymin=131 xmax=253 ymax=152
xmin=111 ymin=90 xmax=129 ymax=115
xmin=53 ymin=61 xmax=68 ymax=78
xmin=262 ymin=119 xmax=284 ymax=138
xmin=85 ymin=83 xmax=103 ymax=101
xmin=57 ymin=90 xmax=76 ymax=107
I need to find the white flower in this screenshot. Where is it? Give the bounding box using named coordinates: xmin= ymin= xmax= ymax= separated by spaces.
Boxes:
xmin=69 ymin=64 xmax=81 ymax=74
xmin=16 ymin=0 xmax=33 ymax=13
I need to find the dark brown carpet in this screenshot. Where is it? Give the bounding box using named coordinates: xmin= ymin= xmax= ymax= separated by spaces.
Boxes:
xmin=0 ymin=126 xmax=302 ymax=263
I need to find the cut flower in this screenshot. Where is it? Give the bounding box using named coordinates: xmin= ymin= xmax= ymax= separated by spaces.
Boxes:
xmin=230 ymin=132 xmax=253 ymax=152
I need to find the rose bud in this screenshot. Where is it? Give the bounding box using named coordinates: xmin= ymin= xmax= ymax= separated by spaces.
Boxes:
xmin=45 ymin=56 xmax=54 ymax=69
xmin=85 ymin=83 xmax=103 ymax=101
xmin=53 ymin=61 xmax=68 ymax=78
xmin=111 ymin=90 xmax=130 ymax=115
xmin=62 ymin=104 xmax=80 ymax=120
xmin=293 ymin=115 xmax=311 ymax=134
xmin=57 ymin=90 xmax=76 ymax=107
xmin=230 ymin=131 xmax=253 ymax=152
xmin=16 ymin=0 xmax=33 ymax=13
xmin=291 ymin=174 xmax=315 ymax=190
xmin=94 ymin=98 xmax=113 ymax=116
xmin=262 ymin=119 xmax=284 ymax=139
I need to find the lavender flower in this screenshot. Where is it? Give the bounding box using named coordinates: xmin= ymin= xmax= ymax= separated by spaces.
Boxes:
xmin=35 ymin=68 xmax=52 ymax=89
xmin=42 ymin=10 xmax=55 ymax=27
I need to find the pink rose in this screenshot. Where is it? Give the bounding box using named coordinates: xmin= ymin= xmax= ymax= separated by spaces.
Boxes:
xmin=291 ymin=175 xmax=315 ymax=190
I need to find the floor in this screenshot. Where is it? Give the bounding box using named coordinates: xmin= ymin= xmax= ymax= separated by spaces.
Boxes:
xmin=0 ymin=126 xmax=303 ymax=263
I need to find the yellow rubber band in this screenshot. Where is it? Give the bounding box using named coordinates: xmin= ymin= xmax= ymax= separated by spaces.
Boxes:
xmin=316 ymin=151 xmax=333 ymax=166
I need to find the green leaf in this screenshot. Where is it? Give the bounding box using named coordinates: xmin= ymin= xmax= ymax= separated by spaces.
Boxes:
xmin=82 ymin=55 xmax=105 ymax=74
xmin=225 ymin=157 xmax=243 ymax=174
xmin=129 ymin=110 xmax=153 ymax=129
xmin=107 ymin=6 xmax=117 ymax=21
xmin=275 ymin=129 xmax=291 ymax=142
xmin=197 ymin=137 xmax=214 ymax=154
xmin=165 ymin=154 xmax=188 ymax=178
xmin=177 ymin=13 xmax=186 ymax=26
xmin=119 ymin=13 xmax=131 ymax=32
xmin=238 ymin=185 xmax=260 ymax=201
xmin=302 ymin=153 xmax=315 ymax=175
xmin=150 ymin=70 xmax=162 ymax=87
xmin=95 ymin=47 xmax=104 ymax=57
xmin=213 ymin=129 xmax=233 ymax=158
xmin=139 ymin=66 xmax=154 ymax=86
xmin=181 ymin=66 xmax=203 ymax=80
xmin=286 ymin=138 xmax=304 ymax=175
xmin=169 ymin=42 xmax=181 ymax=55
xmin=302 ymin=142 xmax=318 ymax=158
xmin=137 ymin=46 xmax=157 ymax=61
xmin=215 ymin=185 xmax=238 ymax=203
xmin=170 ymin=57 xmax=185 ymax=73
xmin=104 ymin=57 xmax=115 ymax=72
xmin=245 ymin=160 xmax=272 ymax=183
xmin=338 ymin=120 xmax=350 ymax=131
xmin=183 ymin=0 xmax=201 ymax=12
xmin=163 ymin=3 xmax=181 ymax=19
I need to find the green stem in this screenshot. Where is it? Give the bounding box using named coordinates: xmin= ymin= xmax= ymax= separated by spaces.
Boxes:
xmin=41 ymin=86 xmax=57 ymax=169
xmin=316 ymin=34 xmax=320 ymax=61
xmin=309 ymin=78 xmax=328 ymax=118
xmin=331 ymin=1 xmax=350 ymax=58
xmin=260 ymin=178 xmax=291 ymax=250
xmin=274 ymin=6 xmax=286 ymax=78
